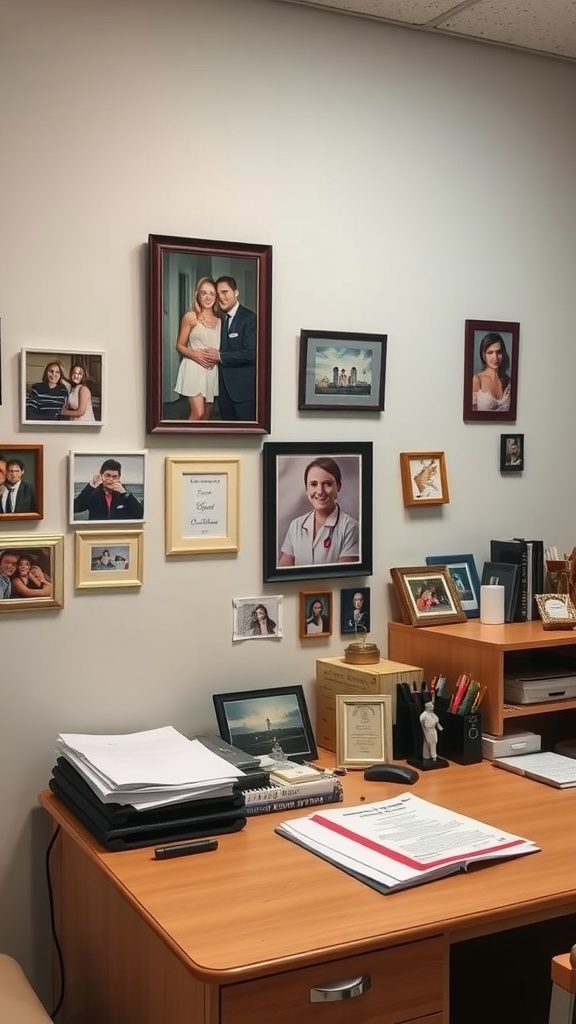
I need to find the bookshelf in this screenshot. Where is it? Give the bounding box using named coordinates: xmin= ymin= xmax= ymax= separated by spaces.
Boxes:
xmin=388 ymin=620 xmax=576 ymax=736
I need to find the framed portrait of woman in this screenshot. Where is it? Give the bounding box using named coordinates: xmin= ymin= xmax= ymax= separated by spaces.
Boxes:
xmin=462 ymin=320 xmax=519 ymax=422
xmin=263 ymin=441 xmax=373 ymax=583
xmin=147 ymin=234 xmax=272 ymax=435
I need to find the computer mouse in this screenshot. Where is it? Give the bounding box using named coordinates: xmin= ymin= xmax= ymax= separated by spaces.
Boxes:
xmin=363 ymin=764 xmax=419 ymax=785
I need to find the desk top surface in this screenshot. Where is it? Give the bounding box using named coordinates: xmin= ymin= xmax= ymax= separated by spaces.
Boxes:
xmin=39 ymin=759 xmax=576 ymax=984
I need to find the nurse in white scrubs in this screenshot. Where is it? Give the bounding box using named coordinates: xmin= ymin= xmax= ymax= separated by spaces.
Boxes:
xmin=278 ymin=457 xmax=359 ymax=567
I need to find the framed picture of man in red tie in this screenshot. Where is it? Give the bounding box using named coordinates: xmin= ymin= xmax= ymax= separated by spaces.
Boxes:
xmin=69 ymin=451 xmax=147 ymax=526
xmin=147 ymin=234 xmax=272 ymax=436
xmin=0 ymin=444 xmax=43 ymax=521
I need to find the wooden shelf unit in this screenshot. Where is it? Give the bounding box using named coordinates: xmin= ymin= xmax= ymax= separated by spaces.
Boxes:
xmin=388 ymin=620 xmax=576 ymax=736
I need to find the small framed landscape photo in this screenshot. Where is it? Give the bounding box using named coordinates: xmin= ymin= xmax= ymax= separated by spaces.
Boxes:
xmin=299 ymin=591 xmax=332 ymax=639
xmin=212 ymin=684 xmax=318 ymax=762
xmin=500 ymin=433 xmax=524 ymax=472
xmin=232 ymin=596 xmax=283 ymax=641
xmin=165 ymin=456 xmax=239 ymax=556
xmin=463 ymin=319 xmax=519 ymax=422
xmin=400 ymin=452 xmax=449 ymax=507
xmin=481 ymin=561 xmax=519 ymax=622
xmin=298 ymin=329 xmax=387 ymax=412
xmin=75 ymin=531 xmax=144 ymax=589
xmin=147 ymin=234 xmax=272 ymax=435
xmin=336 ymin=694 xmax=393 ymax=770
xmin=0 ymin=444 xmax=44 ymax=521
xmin=340 ymin=585 xmax=371 ymax=634
xmin=390 ymin=565 xmax=466 ymax=627
xmin=70 ymin=451 xmax=146 ymax=525
xmin=425 ymin=554 xmax=480 ymax=618
xmin=535 ymin=593 xmax=576 ymax=631
xmin=21 ymin=348 xmax=105 ymax=425
xmin=0 ymin=534 xmax=64 ymax=612
xmin=263 ymin=441 xmax=373 ymax=583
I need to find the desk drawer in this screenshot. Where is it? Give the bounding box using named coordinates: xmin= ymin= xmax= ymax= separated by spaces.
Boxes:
xmin=221 ymin=937 xmax=443 ymax=1024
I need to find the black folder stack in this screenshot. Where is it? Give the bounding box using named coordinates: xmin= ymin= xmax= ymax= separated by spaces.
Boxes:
xmin=50 ymin=727 xmax=248 ymax=851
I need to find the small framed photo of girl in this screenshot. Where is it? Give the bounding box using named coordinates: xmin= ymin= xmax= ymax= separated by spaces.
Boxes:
xmin=299 ymin=591 xmax=332 ymax=639
xmin=462 ymin=320 xmax=519 ymax=423
xmin=21 ymin=349 xmax=105 ymax=425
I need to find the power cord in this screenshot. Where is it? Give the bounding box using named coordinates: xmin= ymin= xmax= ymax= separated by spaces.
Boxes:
xmin=45 ymin=826 xmax=65 ymax=1019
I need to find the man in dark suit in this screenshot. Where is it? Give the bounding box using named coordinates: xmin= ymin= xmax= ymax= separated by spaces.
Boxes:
xmin=73 ymin=458 xmax=143 ymax=521
xmin=206 ymin=276 xmax=257 ymax=421
xmin=0 ymin=459 xmax=36 ymax=513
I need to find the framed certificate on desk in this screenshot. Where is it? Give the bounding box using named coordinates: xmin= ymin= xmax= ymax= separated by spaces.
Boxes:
xmin=335 ymin=694 xmax=392 ymax=769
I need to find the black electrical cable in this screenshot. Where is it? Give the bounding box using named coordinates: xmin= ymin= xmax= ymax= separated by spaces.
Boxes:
xmin=45 ymin=826 xmax=65 ymax=1019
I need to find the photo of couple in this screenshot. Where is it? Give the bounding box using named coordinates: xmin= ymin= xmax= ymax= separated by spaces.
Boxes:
xmin=21 ymin=351 xmax=103 ymax=424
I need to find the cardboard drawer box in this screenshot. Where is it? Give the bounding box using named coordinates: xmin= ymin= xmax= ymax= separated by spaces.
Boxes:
xmin=316 ymin=656 xmax=423 ymax=752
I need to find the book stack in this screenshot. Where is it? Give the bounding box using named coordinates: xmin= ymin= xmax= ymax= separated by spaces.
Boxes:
xmin=50 ymin=727 xmax=249 ymax=850
xmin=244 ymin=762 xmax=343 ymax=816
xmin=490 ymin=538 xmax=544 ymax=621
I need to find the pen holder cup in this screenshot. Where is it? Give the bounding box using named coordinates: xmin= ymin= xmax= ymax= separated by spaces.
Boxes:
xmin=436 ymin=703 xmax=483 ymax=766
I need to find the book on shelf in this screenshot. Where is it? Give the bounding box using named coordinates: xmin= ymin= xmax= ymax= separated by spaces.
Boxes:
xmin=275 ymin=792 xmax=539 ymax=894
xmin=493 ymin=751 xmax=576 ymax=789
xmin=490 ymin=538 xmax=544 ymax=621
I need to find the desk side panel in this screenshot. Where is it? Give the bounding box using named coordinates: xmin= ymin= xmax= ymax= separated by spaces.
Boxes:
xmin=55 ymin=829 xmax=209 ymax=1024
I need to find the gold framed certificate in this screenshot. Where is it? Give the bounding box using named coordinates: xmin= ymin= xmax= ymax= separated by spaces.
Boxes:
xmin=335 ymin=694 xmax=393 ymax=769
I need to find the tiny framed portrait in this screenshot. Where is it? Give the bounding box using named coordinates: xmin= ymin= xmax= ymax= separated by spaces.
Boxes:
xmin=298 ymin=329 xmax=387 ymax=412
xmin=0 ymin=444 xmax=44 ymax=521
xmin=300 ymin=591 xmax=332 ymax=639
xmin=263 ymin=441 xmax=373 ymax=583
xmin=390 ymin=565 xmax=466 ymax=627
xmin=75 ymin=531 xmax=144 ymax=589
xmin=20 ymin=348 xmax=105 ymax=425
xmin=340 ymin=585 xmax=371 ymax=634
xmin=69 ymin=451 xmax=146 ymax=526
xmin=0 ymin=534 xmax=64 ymax=612
xmin=335 ymin=694 xmax=393 ymax=770
xmin=212 ymin=684 xmax=318 ymax=762
xmin=481 ymin=561 xmax=519 ymax=622
xmin=147 ymin=234 xmax=272 ymax=435
xmin=500 ymin=433 xmax=524 ymax=472
xmin=400 ymin=452 xmax=449 ymax=507
xmin=463 ymin=319 xmax=519 ymax=422
xmin=232 ymin=596 xmax=283 ymax=641
xmin=165 ymin=456 xmax=239 ymax=556
xmin=425 ymin=554 xmax=480 ymax=618
xmin=535 ymin=593 xmax=576 ymax=631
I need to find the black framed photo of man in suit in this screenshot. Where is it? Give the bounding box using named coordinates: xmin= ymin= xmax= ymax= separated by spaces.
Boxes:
xmin=147 ymin=234 xmax=272 ymax=435
xmin=0 ymin=444 xmax=43 ymax=521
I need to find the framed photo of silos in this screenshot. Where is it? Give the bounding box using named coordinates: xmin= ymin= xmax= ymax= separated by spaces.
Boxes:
xmin=147 ymin=234 xmax=272 ymax=435
xmin=69 ymin=451 xmax=146 ymax=526
xmin=20 ymin=348 xmax=105 ymax=425
xmin=0 ymin=444 xmax=44 ymax=521
xmin=298 ymin=330 xmax=387 ymax=412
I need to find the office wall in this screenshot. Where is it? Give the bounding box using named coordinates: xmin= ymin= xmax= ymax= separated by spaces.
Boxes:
xmin=1 ymin=0 xmax=575 ymax=999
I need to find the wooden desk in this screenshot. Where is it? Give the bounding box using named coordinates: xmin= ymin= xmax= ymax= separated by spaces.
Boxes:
xmin=39 ymin=761 xmax=576 ymax=1024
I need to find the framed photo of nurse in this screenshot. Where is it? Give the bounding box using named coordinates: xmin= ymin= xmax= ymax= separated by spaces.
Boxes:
xmin=147 ymin=234 xmax=272 ymax=435
xmin=463 ymin=319 xmax=519 ymax=423
xmin=263 ymin=442 xmax=373 ymax=583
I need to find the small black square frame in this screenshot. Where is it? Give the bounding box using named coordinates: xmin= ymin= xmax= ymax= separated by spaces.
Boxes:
xmin=213 ymin=684 xmax=318 ymax=763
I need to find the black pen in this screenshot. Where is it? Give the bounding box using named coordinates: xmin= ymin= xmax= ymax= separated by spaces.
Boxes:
xmin=154 ymin=839 xmax=219 ymax=860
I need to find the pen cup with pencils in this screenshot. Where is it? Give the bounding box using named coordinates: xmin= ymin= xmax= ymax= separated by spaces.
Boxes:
xmin=434 ymin=694 xmax=483 ymax=765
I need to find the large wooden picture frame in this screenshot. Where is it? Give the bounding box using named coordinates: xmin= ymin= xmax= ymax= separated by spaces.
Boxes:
xmin=0 ymin=534 xmax=64 ymax=612
xmin=165 ymin=456 xmax=239 ymax=555
xmin=0 ymin=444 xmax=44 ymax=521
xmin=147 ymin=234 xmax=272 ymax=435
xmin=463 ymin=319 xmax=519 ymax=422
xmin=390 ymin=565 xmax=466 ymax=627
xmin=298 ymin=329 xmax=387 ymax=412
xmin=263 ymin=441 xmax=373 ymax=583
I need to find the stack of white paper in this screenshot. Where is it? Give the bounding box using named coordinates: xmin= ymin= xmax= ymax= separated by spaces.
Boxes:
xmin=57 ymin=726 xmax=244 ymax=811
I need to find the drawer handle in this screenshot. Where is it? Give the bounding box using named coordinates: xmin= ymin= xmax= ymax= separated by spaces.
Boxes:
xmin=310 ymin=975 xmax=371 ymax=1002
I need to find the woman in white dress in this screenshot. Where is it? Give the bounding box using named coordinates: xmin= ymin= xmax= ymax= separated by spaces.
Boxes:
xmin=174 ymin=277 xmax=221 ymax=421
xmin=59 ymin=365 xmax=96 ymax=422
xmin=472 ymin=333 xmax=511 ymax=412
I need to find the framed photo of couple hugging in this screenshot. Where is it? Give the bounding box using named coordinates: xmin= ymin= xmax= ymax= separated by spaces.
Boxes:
xmin=147 ymin=234 xmax=272 ymax=435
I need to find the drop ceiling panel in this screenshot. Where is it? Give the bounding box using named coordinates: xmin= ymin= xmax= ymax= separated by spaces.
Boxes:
xmin=439 ymin=0 xmax=576 ymax=60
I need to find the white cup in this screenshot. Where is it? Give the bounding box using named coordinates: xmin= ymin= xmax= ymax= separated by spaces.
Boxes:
xmin=480 ymin=584 xmax=505 ymax=624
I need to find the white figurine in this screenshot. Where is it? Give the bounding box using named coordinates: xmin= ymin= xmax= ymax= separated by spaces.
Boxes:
xmin=420 ymin=701 xmax=443 ymax=760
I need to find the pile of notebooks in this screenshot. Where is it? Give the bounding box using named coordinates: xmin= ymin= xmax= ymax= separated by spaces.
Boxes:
xmin=49 ymin=727 xmax=249 ymax=851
